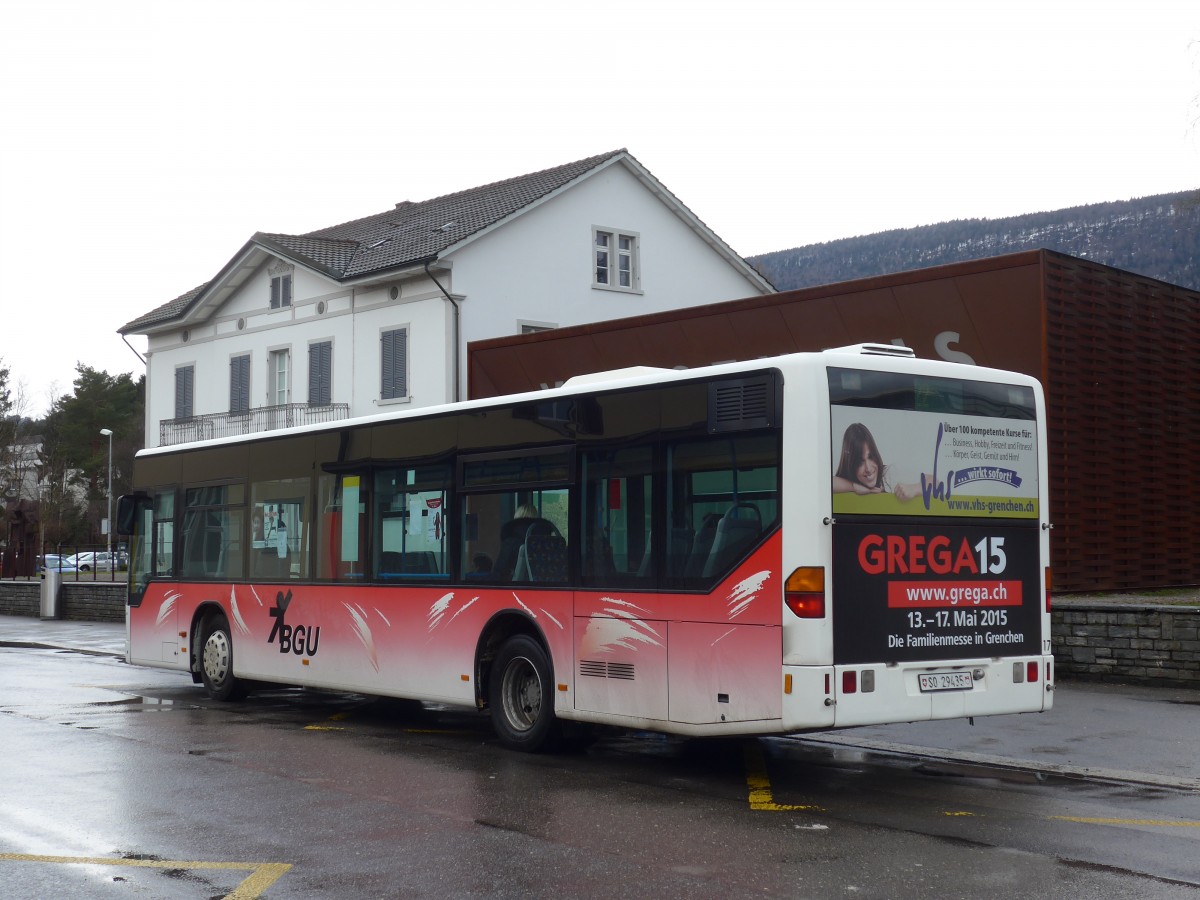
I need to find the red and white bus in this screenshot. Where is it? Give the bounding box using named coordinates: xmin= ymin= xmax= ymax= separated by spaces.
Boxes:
xmin=117 ymin=345 xmax=1052 ymax=751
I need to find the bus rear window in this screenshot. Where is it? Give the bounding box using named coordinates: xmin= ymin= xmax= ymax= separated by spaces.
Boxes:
xmin=829 ymin=368 xmax=1036 ymax=420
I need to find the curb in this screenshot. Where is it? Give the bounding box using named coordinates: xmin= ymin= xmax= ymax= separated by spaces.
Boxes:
xmin=792 ymin=733 xmax=1200 ymax=793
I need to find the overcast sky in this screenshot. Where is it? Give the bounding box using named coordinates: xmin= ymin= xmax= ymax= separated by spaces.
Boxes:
xmin=2 ymin=0 xmax=1197 ymax=418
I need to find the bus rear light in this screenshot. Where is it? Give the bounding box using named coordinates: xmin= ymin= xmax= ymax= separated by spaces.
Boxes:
xmin=842 ymin=671 xmax=857 ymax=694
xmin=785 ymin=567 xmax=826 ymax=618
xmin=784 ymin=674 xmax=793 ymax=695
xmin=1045 ymin=567 xmax=1052 ymax=613
xmin=861 ymin=670 xmax=875 ymax=693
xmin=1013 ymin=661 xmax=1040 ymax=683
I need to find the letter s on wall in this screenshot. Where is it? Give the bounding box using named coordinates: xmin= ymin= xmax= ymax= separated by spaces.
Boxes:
xmin=934 ymin=331 xmax=977 ymax=366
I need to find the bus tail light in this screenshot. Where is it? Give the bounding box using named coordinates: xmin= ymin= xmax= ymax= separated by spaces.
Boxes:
xmin=842 ymin=670 xmax=857 ymax=694
xmin=1013 ymin=661 xmax=1040 ymax=683
xmin=785 ymin=567 xmax=825 ymax=618
xmin=1045 ymin=567 xmax=1052 ymax=613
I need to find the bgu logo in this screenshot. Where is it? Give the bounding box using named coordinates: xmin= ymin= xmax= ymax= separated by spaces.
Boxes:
xmin=267 ymin=589 xmax=321 ymax=657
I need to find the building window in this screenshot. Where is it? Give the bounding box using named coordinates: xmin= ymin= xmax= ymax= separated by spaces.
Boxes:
xmin=230 ymin=354 xmax=251 ymax=415
xmin=593 ymin=228 xmax=639 ymax=291
xmin=268 ymin=349 xmax=290 ymax=407
xmin=381 ymin=327 xmax=408 ymax=401
xmin=270 ymin=273 xmax=293 ymax=309
xmin=519 ymin=321 xmax=556 ymax=335
xmin=308 ymin=341 xmax=332 ymax=407
xmin=175 ymin=365 xmax=194 ymax=420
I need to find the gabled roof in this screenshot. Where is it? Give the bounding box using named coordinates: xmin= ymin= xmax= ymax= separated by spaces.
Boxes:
xmin=121 ymin=149 xmax=771 ymax=335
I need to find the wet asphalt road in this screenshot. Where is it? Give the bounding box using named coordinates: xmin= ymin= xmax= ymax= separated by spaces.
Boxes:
xmin=1 ymin=643 xmax=1198 ymax=899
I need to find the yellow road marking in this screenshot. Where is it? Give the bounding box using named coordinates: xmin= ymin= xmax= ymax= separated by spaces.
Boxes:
xmin=0 ymin=853 xmax=291 ymax=899
xmin=1051 ymin=816 xmax=1200 ymax=827
xmin=743 ymin=743 xmax=824 ymax=812
xmin=304 ymin=724 xmax=345 ymax=731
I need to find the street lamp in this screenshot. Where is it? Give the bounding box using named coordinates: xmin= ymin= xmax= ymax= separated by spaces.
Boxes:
xmin=99 ymin=428 xmax=113 ymax=567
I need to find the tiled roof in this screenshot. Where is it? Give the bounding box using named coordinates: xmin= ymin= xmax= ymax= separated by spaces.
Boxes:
xmin=121 ymin=150 xmax=628 ymax=334
xmin=120 ymin=283 xmax=209 ymax=333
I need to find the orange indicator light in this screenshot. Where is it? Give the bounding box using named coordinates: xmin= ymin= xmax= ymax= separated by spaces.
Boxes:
xmin=785 ymin=567 xmax=826 ymax=618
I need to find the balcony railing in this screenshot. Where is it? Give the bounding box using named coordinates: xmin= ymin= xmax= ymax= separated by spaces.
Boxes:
xmin=159 ymin=403 xmax=351 ymax=446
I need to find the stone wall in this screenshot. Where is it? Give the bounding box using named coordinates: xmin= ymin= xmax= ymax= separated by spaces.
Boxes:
xmin=0 ymin=580 xmax=125 ymax=622
xmin=1052 ymin=602 xmax=1200 ymax=687
xmin=0 ymin=581 xmax=39 ymax=617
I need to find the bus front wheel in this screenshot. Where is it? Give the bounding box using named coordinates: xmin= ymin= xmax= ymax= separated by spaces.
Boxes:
xmin=489 ymin=635 xmax=560 ymax=752
xmin=199 ymin=612 xmax=247 ymax=701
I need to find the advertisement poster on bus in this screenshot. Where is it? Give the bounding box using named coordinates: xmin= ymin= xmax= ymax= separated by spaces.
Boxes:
xmin=832 ymin=520 xmax=1042 ymax=664
xmin=830 ymin=406 xmax=1039 ymax=519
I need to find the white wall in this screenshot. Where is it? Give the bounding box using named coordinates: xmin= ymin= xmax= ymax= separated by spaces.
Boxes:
xmin=449 ymin=161 xmax=762 ymax=347
xmin=143 ymin=265 xmax=455 ymax=445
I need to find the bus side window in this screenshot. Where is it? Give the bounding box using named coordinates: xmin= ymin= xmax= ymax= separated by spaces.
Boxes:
xmin=580 ymin=446 xmax=653 ymax=589
xmin=179 ymin=484 xmax=245 ymax=581
xmin=664 ymin=434 xmax=779 ymax=586
xmin=152 ymin=490 xmax=175 ymax=578
xmin=316 ymin=472 xmax=368 ymax=580
xmin=372 ymin=464 xmax=450 ymax=581
xmin=249 ymin=476 xmax=311 ymax=580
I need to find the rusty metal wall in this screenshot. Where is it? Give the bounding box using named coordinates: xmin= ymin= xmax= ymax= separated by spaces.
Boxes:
xmin=1043 ymin=254 xmax=1200 ymax=591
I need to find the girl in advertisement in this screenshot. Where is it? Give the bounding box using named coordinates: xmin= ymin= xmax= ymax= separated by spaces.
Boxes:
xmin=833 ymin=423 xmax=889 ymax=495
xmin=833 ymin=422 xmax=924 ymax=501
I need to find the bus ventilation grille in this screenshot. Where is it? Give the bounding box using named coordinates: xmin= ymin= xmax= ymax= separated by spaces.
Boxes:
xmin=579 ymin=660 xmax=636 ymax=680
xmin=708 ymin=376 xmax=775 ymax=433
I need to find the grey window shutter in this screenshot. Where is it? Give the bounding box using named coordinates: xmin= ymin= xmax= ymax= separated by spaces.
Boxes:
xmin=175 ymin=366 xmax=194 ymax=419
xmin=381 ymin=329 xmax=407 ymax=400
xmin=230 ymin=355 xmax=250 ymax=414
xmin=309 ymin=341 xmax=331 ymax=406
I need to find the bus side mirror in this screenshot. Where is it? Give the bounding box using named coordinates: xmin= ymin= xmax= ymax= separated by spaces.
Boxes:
xmin=115 ymin=493 xmax=147 ymax=536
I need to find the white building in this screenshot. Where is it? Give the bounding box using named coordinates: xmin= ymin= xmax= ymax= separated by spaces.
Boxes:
xmin=121 ymin=150 xmax=773 ymax=448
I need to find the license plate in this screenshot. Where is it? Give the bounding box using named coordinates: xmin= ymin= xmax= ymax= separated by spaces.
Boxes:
xmin=918 ymin=671 xmax=974 ymax=693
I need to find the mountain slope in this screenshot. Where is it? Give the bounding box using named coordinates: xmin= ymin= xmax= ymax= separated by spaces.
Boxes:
xmin=748 ymin=191 xmax=1200 ymax=293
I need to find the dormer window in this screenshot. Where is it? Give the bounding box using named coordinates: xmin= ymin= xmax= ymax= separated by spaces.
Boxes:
xmin=269 ymin=261 xmax=294 ymax=309
xmin=270 ymin=273 xmax=293 ymax=309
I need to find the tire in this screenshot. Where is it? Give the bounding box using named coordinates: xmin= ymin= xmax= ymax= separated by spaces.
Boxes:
xmin=199 ymin=612 xmax=247 ymax=701
xmin=489 ymin=634 xmax=560 ymax=752
xmin=80 ymin=565 xmax=91 ymax=572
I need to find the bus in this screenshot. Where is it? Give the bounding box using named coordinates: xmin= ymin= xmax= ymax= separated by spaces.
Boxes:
xmin=117 ymin=344 xmax=1053 ymax=751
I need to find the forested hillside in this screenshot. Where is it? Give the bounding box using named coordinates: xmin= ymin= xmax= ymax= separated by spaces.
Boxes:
xmin=748 ymin=190 xmax=1200 ymax=292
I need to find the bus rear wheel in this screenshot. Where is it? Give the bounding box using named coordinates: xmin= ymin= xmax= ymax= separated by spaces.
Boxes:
xmin=199 ymin=612 xmax=247 ymax=701
xmin=489 ymin=635 xmax=560 ymax=752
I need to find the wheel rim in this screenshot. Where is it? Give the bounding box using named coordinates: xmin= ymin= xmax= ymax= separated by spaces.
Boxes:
xmin=203 ymin=629 xmax=231 ymax=686
xmin=500 ymin=655 xmax=541 ymax=733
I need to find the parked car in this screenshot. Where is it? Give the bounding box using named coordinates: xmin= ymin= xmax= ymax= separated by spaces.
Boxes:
xmin=68 ymin=551 xmax=115 ymax=572
xmin=39 ymin=554 xmax=79 ymax=576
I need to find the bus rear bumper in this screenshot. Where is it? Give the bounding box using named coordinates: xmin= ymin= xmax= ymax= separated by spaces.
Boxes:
xmin=826 ymin=656 xmax=1054 ymax=728
xmin=779 ymin=657 xmax=1054 ymax=731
